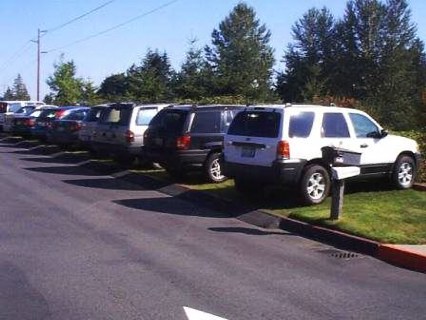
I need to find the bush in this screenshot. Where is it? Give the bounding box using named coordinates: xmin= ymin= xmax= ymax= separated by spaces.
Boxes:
xmin=396 ymin=130 xmax=426 ymax=183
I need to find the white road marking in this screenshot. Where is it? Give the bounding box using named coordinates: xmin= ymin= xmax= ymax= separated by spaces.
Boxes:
xmin=183 ymin=307 xmax=229 ymax=320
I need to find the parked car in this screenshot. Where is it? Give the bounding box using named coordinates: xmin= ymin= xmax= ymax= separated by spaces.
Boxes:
xmin=78 ymin=104 xmax=109 ymax=150
xmin=143 ymin=104 xmax=245 ymax=182
xmin=46 ymin=107 xmax=90 ymax=146
xmin=32 ymin=106 xmax=80 ymax=141
xmin=0 ymin=100 xmax=44 ymax=131
xmin=12 ymin=106 xmax=58 ymax=137
xmin=91 ymin=102 xmax=170 ymax=164
xmin=223 ymin=104 xmax=421 ymax=204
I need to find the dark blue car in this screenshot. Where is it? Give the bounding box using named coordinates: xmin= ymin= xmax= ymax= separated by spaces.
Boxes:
xmin=46 ymin=107 xmax=90 ymax=146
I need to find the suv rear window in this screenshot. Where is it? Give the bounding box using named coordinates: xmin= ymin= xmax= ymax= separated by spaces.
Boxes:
xmin=149 ymin=109 xmax=187 ymax=134
xmin=84 ymin=107 xmax=105 ymax=122
xmin=101 ymin=106 xmax=132 ymax=125
xmin=228 ymin=111 xmax=281 ymax=138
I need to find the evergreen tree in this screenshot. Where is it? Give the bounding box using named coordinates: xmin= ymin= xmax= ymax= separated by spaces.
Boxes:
xmin=126 ymin=49 xmax=174 ymax=102
xmin=205 ymin=2 xmax=275 ymax=102
xmin=46 ymin=55 xmax=83 ymax=105
xmin=173 ymin=39 xmax=208 ymax=101
xmin=81 ymin=80 xmax=100 ymax=105
xmin=3 ymin=87 xmax=14 ymax=100
xmin=276 ymin=7 xmax=336 ymax=102
xmin=12 ymin=74 xmax=31 ymax=100
xmin=98 ymin=73 xmax=129 ymax=102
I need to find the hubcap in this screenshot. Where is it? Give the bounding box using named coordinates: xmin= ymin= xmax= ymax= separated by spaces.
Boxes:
xmin=307 ymin=172 xmax=326 ymax=200
xmin=210 ymin=159 xmax=225 ymax=181
xmin=398 ymin=162 xmax=413 ymax=186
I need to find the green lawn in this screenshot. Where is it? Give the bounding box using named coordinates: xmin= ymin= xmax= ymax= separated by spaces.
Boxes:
xmin=141 ymin=170 xmax=426 ymax=244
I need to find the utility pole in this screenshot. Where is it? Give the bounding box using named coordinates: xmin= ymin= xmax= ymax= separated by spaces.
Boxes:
xmin=33 ymin=29 xmax=46 ymax=101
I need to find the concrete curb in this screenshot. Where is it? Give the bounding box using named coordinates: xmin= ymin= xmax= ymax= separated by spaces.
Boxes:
xmin=378 ymin=245 xmax=426 ymax=273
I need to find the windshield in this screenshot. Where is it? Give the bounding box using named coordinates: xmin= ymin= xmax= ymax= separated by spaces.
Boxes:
xmin=228 ymin=111 xmax=281 ymax=138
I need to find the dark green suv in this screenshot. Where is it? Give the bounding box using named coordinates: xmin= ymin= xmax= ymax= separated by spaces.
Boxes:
xmin=143 ymin=105 xmax=244 ymax=182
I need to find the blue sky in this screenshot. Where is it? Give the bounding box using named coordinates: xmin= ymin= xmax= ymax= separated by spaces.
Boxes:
xmin=1 ymin=0 xmax=425 ymax=101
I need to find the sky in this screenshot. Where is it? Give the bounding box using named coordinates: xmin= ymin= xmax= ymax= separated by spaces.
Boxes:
xmin=1 ymin=0 xmax=425 ymax=101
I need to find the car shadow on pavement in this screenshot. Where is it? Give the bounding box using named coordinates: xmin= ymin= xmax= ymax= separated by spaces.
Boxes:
xmin=114 ymin=196 xmax=231 ymax=218
xmin=25 ymin=165 xmax=119 ymax=176
xmin=64 ymin=177 xmax=146 ymax=191
xmin=21 ymin=154 xmax=89 ymax=165
xmin=208 ymin=227 xmax=293 ymax=236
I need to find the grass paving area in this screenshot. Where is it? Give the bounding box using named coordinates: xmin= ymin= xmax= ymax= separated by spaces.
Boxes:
xmin=141 ymin=170 xmax=426 ymax=244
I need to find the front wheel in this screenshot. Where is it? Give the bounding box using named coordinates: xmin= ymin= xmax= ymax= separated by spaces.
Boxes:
xmin=392 ymin=155 xmax=416 ymax=189
xmin=299 ymin=164 xmax=331 ymax=205
xmin=204 ymin=153 xmax=227 ymax=183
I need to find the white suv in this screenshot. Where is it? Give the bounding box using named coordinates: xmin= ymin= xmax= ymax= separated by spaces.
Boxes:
xmin=223 ymin=104 xmax=421 ymax=204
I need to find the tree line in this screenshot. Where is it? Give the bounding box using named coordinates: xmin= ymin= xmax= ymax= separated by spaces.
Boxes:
xmin=2 ymin=0 xmax=425 ymax=130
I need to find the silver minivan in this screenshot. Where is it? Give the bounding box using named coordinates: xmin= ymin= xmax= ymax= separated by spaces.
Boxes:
xmin=91 ymin=102 xmax=170 ymax=163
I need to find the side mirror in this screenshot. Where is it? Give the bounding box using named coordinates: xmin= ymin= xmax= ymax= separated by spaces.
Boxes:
xmin=381 ymin=129 xmax=388 ymax=138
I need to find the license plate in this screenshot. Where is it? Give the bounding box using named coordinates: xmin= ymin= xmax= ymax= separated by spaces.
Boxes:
xmin=58 ymin=127 xmax=65 ymax=132
xmin=241 ymin=146 xmax=255 ymax=157
xmin=154 ymin=138 xmax=163 ymax=146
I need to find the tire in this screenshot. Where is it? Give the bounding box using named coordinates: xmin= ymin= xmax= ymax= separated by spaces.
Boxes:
xmin=299 ymin=164 xmax=331 ymax=205
xmin=204 ymin=153 xmax=227 ymax=183
xmin=392 ymin=155 xmax=416 ymax=189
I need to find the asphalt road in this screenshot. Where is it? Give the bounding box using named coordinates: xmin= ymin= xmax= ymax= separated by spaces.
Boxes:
xmin=0 ymin=137 xmax=425 ymax=320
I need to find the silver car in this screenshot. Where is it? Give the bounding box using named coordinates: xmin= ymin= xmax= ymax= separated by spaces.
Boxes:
xmin=91 ymin=102 xmax=170 ymax=164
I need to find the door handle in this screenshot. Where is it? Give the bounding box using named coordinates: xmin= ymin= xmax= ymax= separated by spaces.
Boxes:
xmin=360 ymin=144 xmax=368 ymax=148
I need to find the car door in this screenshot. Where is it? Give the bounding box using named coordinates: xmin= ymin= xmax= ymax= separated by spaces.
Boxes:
xmin=320 ymin=112 xmax=354 ymax=161
xmin=347 ymin=112 xmax=395 ymax=169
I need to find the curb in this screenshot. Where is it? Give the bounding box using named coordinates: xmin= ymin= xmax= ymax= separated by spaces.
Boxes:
xmin=378 ymin=245 xmax=426 ymax=273
xmin=413 ymin=183 xmax=426 ymax=191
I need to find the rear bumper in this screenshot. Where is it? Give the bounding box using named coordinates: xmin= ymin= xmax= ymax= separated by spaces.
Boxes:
xmin=223 ymin=159 xmax=306 ymax=185
xmin=143 ymin=148 xmax=209 ymax=170
xmin=91 ymin=141 xmax=140 ymax=156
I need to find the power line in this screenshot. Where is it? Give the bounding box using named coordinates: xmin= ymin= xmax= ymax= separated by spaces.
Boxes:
xmin=46 ymin=0 xmax=179 ymax=53
xmin=0 ymin=41 xmax=33 ymax=74
xmin=45 ymin=0 xmax=116 ymax=34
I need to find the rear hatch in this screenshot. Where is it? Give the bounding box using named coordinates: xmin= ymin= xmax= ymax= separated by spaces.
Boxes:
xmin=144 ymin=108 xmax=188 ymax=153
xmin=224 ymin=108 xmax=282 ymax=167
xmin=94 ymin=104 xmax=133 ymax=146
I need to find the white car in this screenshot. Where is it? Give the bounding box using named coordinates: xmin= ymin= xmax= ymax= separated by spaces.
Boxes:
xmin=223 ymin=104 xmax=421 ymax=204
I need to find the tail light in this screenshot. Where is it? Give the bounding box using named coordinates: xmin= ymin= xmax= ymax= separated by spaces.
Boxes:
xmin=277 ymin=140 xmax=290 ymax=159
xmin=25 ymin=119 xmax=36 ymax=127
xmin=70 ymin=122 xmax=82 ymax=131
xmin=125 ymin=130 xmax=135 ymax=143
xmin=55 ymin=110 xmax=66 ymax=118
xmin=176 ymin=134 xmax=191 ymax=150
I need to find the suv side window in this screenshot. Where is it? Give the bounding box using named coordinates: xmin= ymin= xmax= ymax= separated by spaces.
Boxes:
xmin=322 ymin=113 xmax=350 ymax=138
xmin=349 ymin=113 xmax=380 ymax=138
xmin=289 ymin=111 xmax=315 ymax=138
xmin=191 ymin=111 xmax=221 ymax=133
xmin=136 ymin=108 xmax=158 ymax=126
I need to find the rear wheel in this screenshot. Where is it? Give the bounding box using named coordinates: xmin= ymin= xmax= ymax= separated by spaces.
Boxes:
xmin=299 ymin=164 xmax=330 ymax=205
xmin=204 ymin=153 xmax=227 ymax=183
xmin=392 ymin=155 xmax=416 ymax=189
